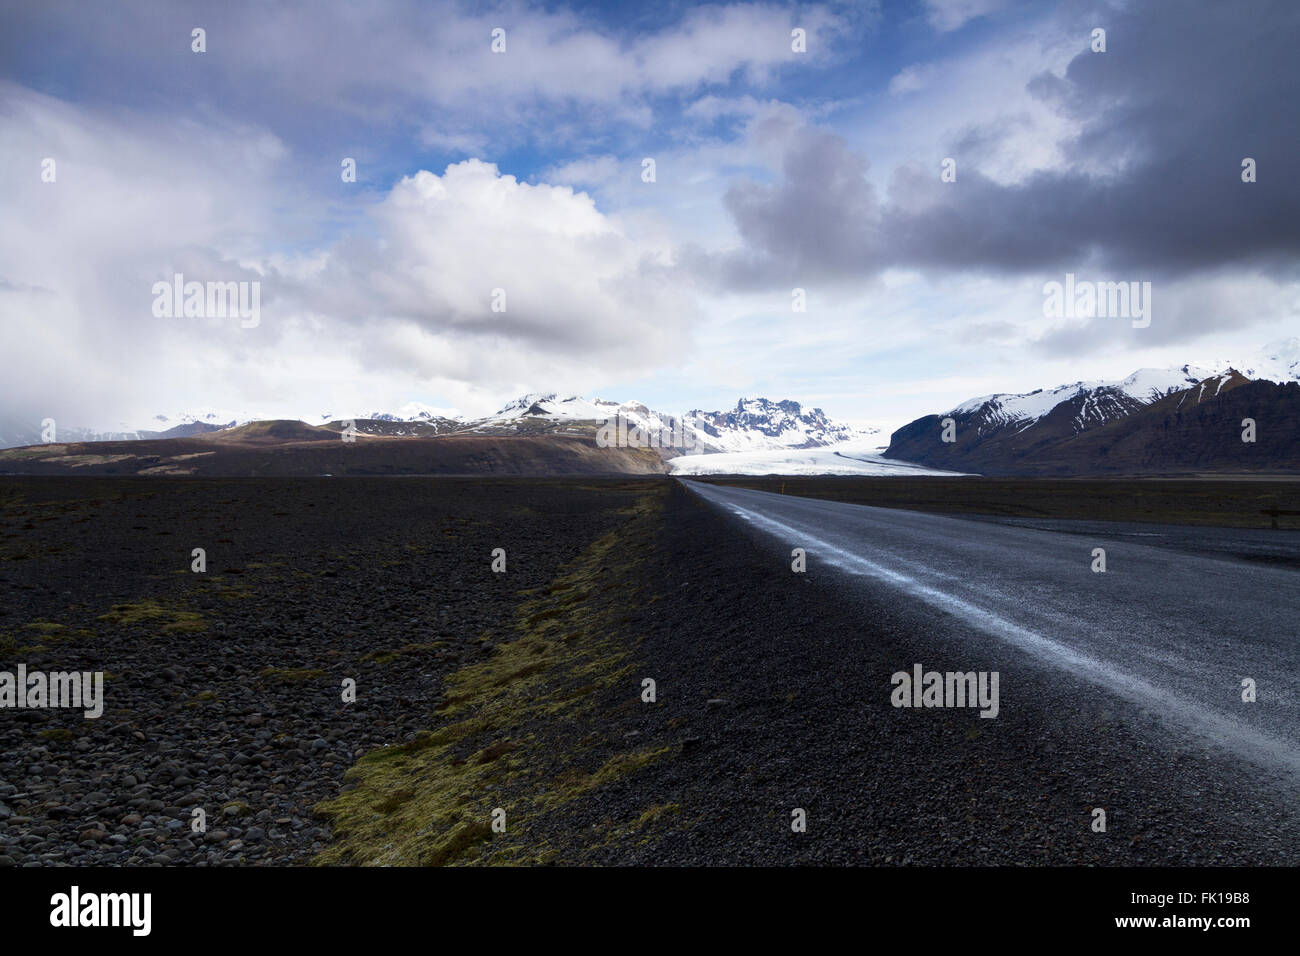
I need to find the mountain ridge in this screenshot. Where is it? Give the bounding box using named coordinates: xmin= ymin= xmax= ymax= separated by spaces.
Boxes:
xmin=885 ymin=369 xmax=1300 ymax=475
xmin=1 ymin=393 xmax=874 ymax=455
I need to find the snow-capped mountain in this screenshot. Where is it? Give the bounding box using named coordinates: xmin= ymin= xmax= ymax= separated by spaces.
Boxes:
xmin=463 ymin=393 xmax=874 ymax=454
xmin=140 ymin=411 xmax=241 ymax=437
xmin=886 ymin=364 xmax=1297 ymax=476
xmin=0 ymin=392 xmax=870 ymax=455
xmin=1195 ymin=337 xmax=1300 ymax=385
xmin=481 ymin=393 xmax=643 ymax=425
xmin=684 ymin=398 xmax=876 ymax=451
xmin=949 ymin=365 xmax=1220 ymax=437
xmin=341 ymin=401 xmax=463 ymax=424
xmin=1253 ymin=337 xmax=1300 ymax=382
xmin=451 ymin=394 xmax=685 ymax=447
xmin=884 ymin=355 xmax=1291 ymax=475
xmin=309 ymin=402 xmax=464 ymax=438
xmin=938 ymin=341 xmax=1300 ymax=443
xmin=0 ymin=420 xmax=141 ymax=448
xmin=0 ymin=414 xmax=234 ymax=448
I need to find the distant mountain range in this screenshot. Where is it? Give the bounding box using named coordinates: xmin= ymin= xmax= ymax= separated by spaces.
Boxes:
xmin=0 ymin=416 xmax=228 ymax=450
xmin=886 ymin=348 xmax=1300 ymax=475
xmin=439 ymin=394 xmax=870 ymax=453
xmin=5 ymin=339 xmax=1299 ymax=476
xmin=0 ymin=394 xmax=873 ymax=477
xmin=0 ymin=394 xmax=871 ymax=454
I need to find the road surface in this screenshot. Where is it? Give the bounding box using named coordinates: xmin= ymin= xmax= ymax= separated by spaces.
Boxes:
xmin=684 ymin=480 xmax=1300 ymax=778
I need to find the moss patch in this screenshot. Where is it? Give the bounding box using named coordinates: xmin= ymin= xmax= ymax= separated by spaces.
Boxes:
xmin=19 ymin=622 xmax=93 ymax=644
xmin=98 ymin=600 xmax=205 ymax=634
xmin=314 ymin=487 xmax=674 ymax=866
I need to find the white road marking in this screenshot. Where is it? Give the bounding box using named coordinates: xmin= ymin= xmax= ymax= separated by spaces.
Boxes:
xmin=690 ymin=482 xmax=1300 ymax=777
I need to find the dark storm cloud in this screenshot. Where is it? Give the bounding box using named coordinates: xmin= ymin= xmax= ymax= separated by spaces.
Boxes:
xmin=696 ymin=0 xmax=1300 ymax=289
xmin=707 ymin=127 xmax=887 ymax=287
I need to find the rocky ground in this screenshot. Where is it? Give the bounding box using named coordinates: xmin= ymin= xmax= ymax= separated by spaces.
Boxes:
xmin=1 ymin=476 xmax=1295 ymax=866
xmin=0 ymin=477 xmax=650 ymax=865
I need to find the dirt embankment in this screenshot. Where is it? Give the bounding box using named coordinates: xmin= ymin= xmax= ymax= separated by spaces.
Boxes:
xmin=0 ymin=432 xmax=668 ymax=477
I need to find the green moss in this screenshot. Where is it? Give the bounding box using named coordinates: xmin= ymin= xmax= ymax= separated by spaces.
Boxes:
xmin=583 ymin=802 xmax=683 ymax=854
xmin=425 ymin=819 xmax=495 ymax=865
xmin=313 ymin=721 xmax=515 ymax=866
xmin=635 ymin=803 xmax=681 ymax=827
xmin=314 ymin=489 xmax=677 ymax=867
xmin=19 ymin=622 xmax=92 ymax=644
xmin=588 ymin=748 xmax=670 ymax=788
xmin=39 ymin=728 xmax=75 ymax=743
xmin=98 ymin=600 xmax=205 ymax=634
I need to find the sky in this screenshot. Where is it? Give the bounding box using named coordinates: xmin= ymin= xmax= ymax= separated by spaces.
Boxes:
xmin=1 ymin=0 xmax=1297 ymax=434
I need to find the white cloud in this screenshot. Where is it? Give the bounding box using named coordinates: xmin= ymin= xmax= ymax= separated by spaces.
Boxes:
xmin=0 ymin=88 xmax=700 ymax=427
xmin=417 ymin=128 xmax=490 ymax=156
xmin=540 ymin=155 xmax=621 ymax=189
xmin=887 ymin=64 xmax=937 ymax=95
xmin=922 ymin=0 xmax=1007 ymax=32
xmin=297 ymin=160 xmax=692 ymax=354
xmin=0 ymin=83 xmax=294 ymax=427
xmin=684 ymin=95 xmax=768 ymax=122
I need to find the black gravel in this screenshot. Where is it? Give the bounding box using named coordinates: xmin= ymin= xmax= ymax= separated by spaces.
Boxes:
xmin=0 ymin=477 xmax=647 ymax=866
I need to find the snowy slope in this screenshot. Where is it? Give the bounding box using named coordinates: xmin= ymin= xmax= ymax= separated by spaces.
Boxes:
xmin=483 ymin=393 xmax=622 ymax=422
xmin=354 ymin=401 xmax=463 ymax=424
xmin=951 ymin=366 xmax=1218 ymax=427
xmin=1197 ymin=338 xmax=1300 ymax=385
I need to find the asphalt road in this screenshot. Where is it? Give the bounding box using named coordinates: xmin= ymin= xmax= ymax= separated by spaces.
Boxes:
xmin=684 ymin=480 xmax=1300 ymax=780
